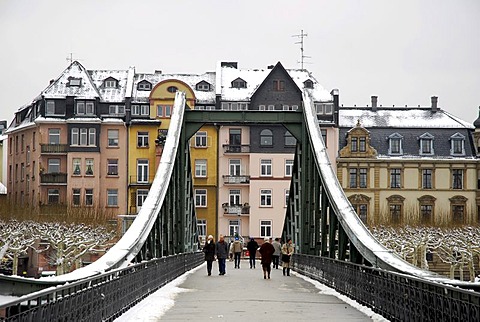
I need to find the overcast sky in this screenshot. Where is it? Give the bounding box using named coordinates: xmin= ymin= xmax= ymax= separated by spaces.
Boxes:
xmin=0 ymin=0 xmax=478 ymax=125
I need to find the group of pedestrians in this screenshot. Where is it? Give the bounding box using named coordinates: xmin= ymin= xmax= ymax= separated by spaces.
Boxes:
xmin=203 ymin=235 xmax=294 ymax=279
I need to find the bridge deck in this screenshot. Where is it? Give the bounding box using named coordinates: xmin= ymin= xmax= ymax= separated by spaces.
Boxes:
xmin=116 ymin=260 xmax=381 ymax=321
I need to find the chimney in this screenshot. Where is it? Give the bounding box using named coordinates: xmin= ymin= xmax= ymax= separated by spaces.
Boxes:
xmin=154 ymin=70 xmax=162 ymax=74
xmin=371 ymin=96 xmax=378 ymax=111
xmin=431 ymin=96 xmax=438 ymax=112
xmin=221 ymin=62 xmax=238 ymax=69
xmin=49 ymin=79 xmax=55 ymax=85
xmin=267 ymin=65 xmax=274 ymax=69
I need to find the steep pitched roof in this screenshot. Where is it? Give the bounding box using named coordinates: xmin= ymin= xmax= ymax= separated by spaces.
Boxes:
xmin=250 ymin=61 xmax=301 ymax=99
xmin=42 ymin=61 xmax=101 ymax=100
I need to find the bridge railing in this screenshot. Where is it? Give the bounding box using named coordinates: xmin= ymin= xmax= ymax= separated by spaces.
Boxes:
xmin=294 ymin=254 xmax=480 ymax=322
xmin=0 ymin=252 xmax=203 ymax=322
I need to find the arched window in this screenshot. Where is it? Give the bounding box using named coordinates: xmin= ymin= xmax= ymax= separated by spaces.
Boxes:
xmin=260 ymin=129 xmax=273 ymax=146
xmin=284 ymin=131 xmax=296 ymax=146
xmin=167 ymin=86 xmax=178 ymax=93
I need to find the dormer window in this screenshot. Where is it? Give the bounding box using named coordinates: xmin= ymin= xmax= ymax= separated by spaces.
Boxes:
xmin=231 ymin=78 xmax=247 ymax=89
xmin=315 ymin=103 xmax=333 ymax=115
xmin=137 ymin=81 xmax=152 ymax=91
xmin=304 ymin=79 xmax=314 ymax=89
xmin=104 ymin=78 xmax=118 ymax=88
xmin=196 ymin=81 xmax=211 ymax=91
xmin=419 ymin=133 xmax=434 ymax=155
xmin=260 ymin=129 xmax=273 ymax=146
xmin=68 ymin=78 xmax=82 ymax=87
xmin=388 ymin=133 xmax=403 ymax=155
xmin=450 ymin=133 xmax=465 ymax=156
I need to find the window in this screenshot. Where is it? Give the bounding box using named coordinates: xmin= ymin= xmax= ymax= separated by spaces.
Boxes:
xmin=167 ymin=86 xmax=177 ymax=93
xmin=349 ymin=168 xmax=357 ymax=188
xmin=132 ymin=105 xmax=149 ymax=115
xmin=137 ymin=159 xmax=149 ymax=183
xmin=196 ymin=82 xmax=210 ymax=91
xmin=359 ymin=137 xmax=366 ymax=152
xmin=351 ymin=137 xmax=358 ymax=152
xmin=229 ymin=189 xmax=241 ymax=206
xmin=69 ymin=78 xmax=81 ymax=87
xmin=260 ymin=220 xmax=272 ymax=237
xmin=452 ymin=205 xmax=464 ymax=224
xmin=315 ymin=103 xmax=333 ymax=115
xmin=231 ymin=78 xmax=246 ymax=88
xmin=21 ymin=135 xmax=24 ymax=152
xmin=157 ymin=105 xmax=172 ymax=117
xmin=304 ymin=80 xmax=314 ymax=89
xmin=32 ymin=132 xmax=36 ymax=150
xmin=108 ymin=129 xmax=119 ymax=147
xmin=197 ymin=219 xmax=207 ymax=239
xmin=107 ymin=159 xmax=118 ymax=175
xmin=390 ymin=169 xmax=401 ymax=188
xmin=229 ymin=220 xmax=240 ymax=236
xmin=73 ymin=158 xmax=81 ymax=175
xmin=137 ymin=81 xmax=152 ymax=91
xmin=260 ymin=159 xmax=272 ymax=176
xmin=421 ymin=205 xmax=433 ymax=224
xmin=21 ymin=163 xmax=24 ymax=181
xmin=80 ymin=128 xmax=87 ymax=145
xmin=109 ymin=105 xmax=125 ymax=115
xmin=88 ymin=128 xmax=96 ymax=146
xmin=321 ymin=129 xmax=327 ymax=147
xmin=48 ymin=159 xmax=60 ymax=173
xmin=105 ymin=79 xmax=116 ymax=88
xmin=388 ymin=133 xmax=403 ymax=155
xmin=422 ymin=169 xmax=432 ymax=189
xmin=46 ymin=101 xmax=56 ymax=115
xmin=195 ymin=189 xmax=207 ymax=207
xmin=136 ymin=189 xmax=149 ymax=211
xmin=273 ymin=80 xmax=285 ymax=91
xmin=350 ymin=168 xmax=367 ymax=188
xmin=86 ymin=102 xmax=94 ymax=115
xmin=260 ymin=129 xmax=273 ymax=146
xmin=71 ymin=128 xmax=78 ymax=145
xmin=107 ymin=189 xmax=118 ymax=206
xmin=357 ymin=205 xmax=368 ymax=224
xmin=85 ymin=158 xmax=94 ymax=176
xmin=390 ymin=204 xmax=402 ymax=224
xmin=85 ymin=189 xmax=93 ymax=206
xmin=229 ymin=159 xmax=241 ymax=176
xmin=195 ymin=131 xmax=207 ymax=147
xmin=72 ymin=189 xmax=81 ymax=206
xmin=450 ymin=133 xmax=465 ymax=156
xmin=49 ymin=129 xmax=60 ymax=144
xmin=284 ymin=131 xmax=296 ymax=146
xmin=260 ymin=189 xmax=272 ymax=206
xmin=195 ymin=159 xmax=207 ymax=177
xmin=26 ymin=146 xmax=30 ymax=164
xmin=285 ymin=160 xmax=294 ymax=177
xmin=48 ymin=189 xmax=59 ymax=204
xmin=452 ymin=169 xmax=463 ymax=189
xmin=285 ymin=189 xmax=289 ymax=207
xmin=137 ymin=131 xmax=149 ymax=147
xmin=419 ymin=133 xmax=434 ymax=155
xmin=76 ymin=102 xmax=85 ymax=115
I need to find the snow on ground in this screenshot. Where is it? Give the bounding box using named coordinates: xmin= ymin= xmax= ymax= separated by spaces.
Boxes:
xmin=0 ymin=295 xmax=20 ymax=305
xmin=114 ymin=264 xmax=203 ymax=321
xmin=293 ymin=271 xmax=389 ymax=322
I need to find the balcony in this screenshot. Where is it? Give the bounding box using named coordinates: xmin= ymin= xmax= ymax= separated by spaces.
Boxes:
xmin=129 ymin=175 xmax=155 ymax=185
xmin=41 ymin=144 xmax=69 ymax=154
xmin=223 ymin=175 xmax=250 ymax=184
xmin=222 ymin=144 xmax=250 ymax=154
xmin=40 ymin=172 xmax=67 ymax=184
xmin=222 ymin=203 xmax=250 ymax=215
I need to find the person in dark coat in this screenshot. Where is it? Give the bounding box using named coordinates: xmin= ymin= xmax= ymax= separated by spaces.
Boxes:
xmin=203 ymin=235 xmax=216 ymax=276
xmin=246 ymin=237 xmax=259 ymax=269
xmin=216 ymin=234 xmax=229 ymax=275
xmin=259 ymin=237 xmax=275 ymax=279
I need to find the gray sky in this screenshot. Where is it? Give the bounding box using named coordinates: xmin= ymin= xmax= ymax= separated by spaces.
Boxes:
xmin=0 ymin=0 xmax=479 ymax=125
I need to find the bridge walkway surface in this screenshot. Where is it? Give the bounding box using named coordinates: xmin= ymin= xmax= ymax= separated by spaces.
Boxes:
xmin=115 ymin=259 xmax=386 ymax=322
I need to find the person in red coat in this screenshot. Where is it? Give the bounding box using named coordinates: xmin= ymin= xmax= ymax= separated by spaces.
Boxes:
xmin=259 ymin=237 xmax=275 ymax=279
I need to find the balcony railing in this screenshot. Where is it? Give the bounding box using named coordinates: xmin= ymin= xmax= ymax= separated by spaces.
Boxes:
xmin=41 ymin=144 xmax=69 ymax=154
xmin=222 ymin=144 xmax=250 ymax=154
xmin=222 ymin=203 xmax=250 ymax=215
xmin=40 ymin=172 xmax=67 ymax=184
xmin=129 ymin=175 xmax=155 ymax=185
xmin=222 ymin=175 xmax=250 ymax=184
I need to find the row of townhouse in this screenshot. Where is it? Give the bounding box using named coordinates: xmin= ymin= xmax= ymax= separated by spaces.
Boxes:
xmin=5 ymin=60 xmax=480 ymax=245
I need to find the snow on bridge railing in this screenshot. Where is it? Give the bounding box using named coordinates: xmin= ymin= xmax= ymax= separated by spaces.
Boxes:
xmin=302 ymin=91 xmax=479 ymax=287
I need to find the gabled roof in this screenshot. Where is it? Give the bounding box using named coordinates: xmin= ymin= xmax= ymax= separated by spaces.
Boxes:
xmin=42 ymin=61 xmax=101 ymax=100
xmin=89 ymin=69 xmax=130 ymax=103
xmin=251 ymin=62 xmax=301 ymax=99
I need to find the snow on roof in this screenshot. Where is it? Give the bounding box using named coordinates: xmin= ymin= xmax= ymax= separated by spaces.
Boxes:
xmin=287 ymin=69 xmax=332 ymax=101
xmin=42 ymin=61 xmax=101 ymax=100
xmin=88 ymin=69 xmax=130 ymax=103
xmin=339 ymin=108 xmax=474 ymax=129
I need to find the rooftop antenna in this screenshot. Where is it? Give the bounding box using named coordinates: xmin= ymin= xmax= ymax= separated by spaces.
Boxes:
xmin=66 ymin=52 xmax=82 ymax=64
xmin=292 ymin=29 xmax=310 ymax=70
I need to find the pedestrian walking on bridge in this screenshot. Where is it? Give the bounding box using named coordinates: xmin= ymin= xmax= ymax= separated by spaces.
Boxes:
xmin=272 ymin=238 xmax=282 ymax=269
xmin=203 ymin=235 xmax=216 ymax=276
xmin=247 ymin=237 xmax=259 ymax=269
xmin=216 ymin=234 xmax=229 ymax=275
xmin=259 ymin=237 xmax=275 ymax=279
xmin=232 ymin=236 xmax=243 ymax=269
xmin=282 ymin=238 xmax=294 ymax=276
